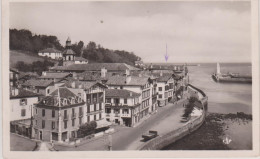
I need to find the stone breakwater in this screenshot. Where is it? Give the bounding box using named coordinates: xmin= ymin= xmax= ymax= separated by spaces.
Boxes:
xmin=140 ymin=84 xmax=208 ymax=150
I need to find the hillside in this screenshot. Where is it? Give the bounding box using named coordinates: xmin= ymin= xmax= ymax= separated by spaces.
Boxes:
xmin=10 ymin=29 xmax=141 ymax=66
xmin=10 ymin=50 xmax=57 ymax=67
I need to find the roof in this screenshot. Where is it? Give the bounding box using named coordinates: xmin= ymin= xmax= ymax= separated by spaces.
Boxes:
xmin=39 ymin=72 xmax=71 ymax=79
xmin=156 ymin=74 xmax=173 ymax=82
xmin=19 ymin=72 xmax=39 ymax=79
xmin=38 ymin=87 xmax=84 ymax=107
xmin=10 ymin=89 xmax=41 ymax=99
xmin=22 ymin=79 xmax=54 ymax=88
xmin=74 ymin=56 xmax=88 ymax=62
xmin=39 ymin=48 xmax=62 ymax=53
xmin=64 ymin=80 xmax=107 ymax=90
xmin=106 ymin=75 xmax=149 ymax=86
xmin=63 ymin=49 xmax=75 ymax=55
xmin=51 ymin=63 xmax=140 ymax=72
xmin=135 ymin=61 xmax=144 ymax=65
xmin=105 ymin=89 xmax=140 ymax=98
xmin=10 ymin=68 xmax=19 ymax=74
xmin=76 ymin=71 xmax=117 ymax=81
xmin=50 ymin=87 xmax=76 ymax=98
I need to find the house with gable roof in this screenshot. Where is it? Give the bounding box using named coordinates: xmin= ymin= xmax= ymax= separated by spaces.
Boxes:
xmin=32 ymin=87 xmax=85 ymax=142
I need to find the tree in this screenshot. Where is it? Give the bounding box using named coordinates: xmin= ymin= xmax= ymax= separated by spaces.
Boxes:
xmin=182 ymin=97 xmax=198 ymax=118
xmin=77 ymin=121 xmax=97 ymax=138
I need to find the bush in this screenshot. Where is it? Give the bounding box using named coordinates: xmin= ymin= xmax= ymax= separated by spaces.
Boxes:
xmin=182 ymin=97 xmax=198 ymax=118
xmin=77 ymin=121 xmax=97 ymax=138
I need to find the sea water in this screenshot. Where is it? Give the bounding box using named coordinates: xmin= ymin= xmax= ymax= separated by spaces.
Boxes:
xmin=188 ymin=63 xmax=252 ymax=114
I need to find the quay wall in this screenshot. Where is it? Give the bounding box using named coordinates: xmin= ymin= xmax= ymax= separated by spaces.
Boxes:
xmin=140 ymin=84 xmax=207 ymax=150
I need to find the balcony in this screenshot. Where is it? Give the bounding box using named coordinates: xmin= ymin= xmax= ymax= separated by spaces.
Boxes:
xmin=106 ymin=113 xmax=110 ymax=117
xmin=121 ymin=113 xmax=131 ymax=118
xmin=87 ymin=110 xmax=103 ymax=115
xmin=79 ymin=112 xmax=83 ymax=117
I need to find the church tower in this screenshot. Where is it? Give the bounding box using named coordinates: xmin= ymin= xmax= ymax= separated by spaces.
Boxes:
xmin=63 ymin=37 xmax=75 ymax=62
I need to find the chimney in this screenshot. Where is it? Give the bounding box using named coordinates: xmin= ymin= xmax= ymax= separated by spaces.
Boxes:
xmin=160 ymin=71 xmax=163 ymax=77
xmin=125 ymin=68 xmax=130 ymax=76
xmin=126 ymin=75 xmax=131 ymax=84
xmin=101 ymin=67 xmax=107 ymax=78
xmin=71 ymin=81 xmax=76 ymax=88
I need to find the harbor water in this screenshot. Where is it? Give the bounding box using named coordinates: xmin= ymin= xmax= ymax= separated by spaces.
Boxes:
xmin=188 ymin=63 xmax=252 ymax=114
xmin=165 ymin=63 xmax=252 ymax=150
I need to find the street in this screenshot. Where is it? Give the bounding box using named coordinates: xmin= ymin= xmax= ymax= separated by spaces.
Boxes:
xmin=54 ymin=99 xmax=187 ymax=151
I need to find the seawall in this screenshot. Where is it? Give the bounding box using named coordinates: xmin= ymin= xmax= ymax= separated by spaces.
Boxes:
xmin=139 ymin=84 xmax=208 ymax=150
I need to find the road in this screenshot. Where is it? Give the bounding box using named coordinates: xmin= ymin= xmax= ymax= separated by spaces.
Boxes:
xmin=55 ymin=99 xmax=187 ymax=151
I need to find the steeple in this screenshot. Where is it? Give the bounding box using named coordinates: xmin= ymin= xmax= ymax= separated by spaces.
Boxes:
xmin=65 ymin=37 xmax=72 ymax=49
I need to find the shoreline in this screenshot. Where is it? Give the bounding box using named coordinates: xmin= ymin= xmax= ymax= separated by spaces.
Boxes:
xmin=162 ymin=112 xmax=252 ymax=150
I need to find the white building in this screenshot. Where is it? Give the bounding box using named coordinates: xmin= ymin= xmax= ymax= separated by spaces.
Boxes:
xmin=105 ymin=89 xmax=141 ymax=127
xmin=38 ymin=48 xmax=63 ymax=59
xmin=10 ymin=88 xmax=40 ymax=121
xmin=106 ymin=71 xmax=157 ymax=120
xmin=156 ymin=73 xmax=175 ymax=107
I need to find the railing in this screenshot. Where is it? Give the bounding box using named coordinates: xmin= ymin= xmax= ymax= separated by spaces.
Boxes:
xmin=78 ymin=112 xmax=83 ymax=117
xmin=121 ymin=113 xmax=131 ymax=117
xmin=115 ymin=113 xmax=120 ymax=117
xmin=87 ymin=110 xmax=103 ymax=115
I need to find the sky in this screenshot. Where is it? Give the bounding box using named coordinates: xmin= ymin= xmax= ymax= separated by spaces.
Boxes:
xmin=10 ymin=1 xmax=251 ymax=63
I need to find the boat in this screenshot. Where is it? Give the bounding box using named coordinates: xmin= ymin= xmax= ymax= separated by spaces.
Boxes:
xmin=212 ymin=63 xmax=252 ymax=84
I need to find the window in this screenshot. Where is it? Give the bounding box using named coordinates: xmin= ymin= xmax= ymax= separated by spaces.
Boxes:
xmin=99 ymin=113 xmax=102 ymax=119
xmin=159 ymin=87 xmax=162 ymax=91
xmin=93 ymin=94 xmax=97 ymax=102
xmin=35 ymin=120 xmax=37 ymax=126
xmin=64 ymin=121 xmax=67 ymax=129
xmin=94 ymin=104 xmax=96 ymax=111
xmin=79 ymin=117 xmax=82 ymax=125
xmin=35 ymin=108 xmax=38 ymax=115
xmin=72 ymin=119 xmax=75 ymax=127
xmin=114 ymin=109 xmax=119 ymax=114
xmin=52 ymin=121 xmax=55 ymax=129
xmin=123 ymin=109 xmax=129 ymax=114
xmin=87 ymin=106 xmax=90 ymax=113
xmin=20 ymin=99 xmax=27 ymax=106
xmin=42 ymin=120 xmax=45 ymax=129
xmin=105 ymin=108 xmax=111 ymax=113
xmin=87 ymin=94 xmax=91 ymax=103
xmin=47 ymin=89 xmax=50 ymax=94
xmin=124 ymin=98 xmax=127 ymax=104
xmin=99 ymin=103 xmax=102 ymax=110
xmin=120 ymin=86 xmax=123 ymax=89
xmin=106 ymin=98 xmax=111 ymax=103
xmin=87 ymin=116 xmax=90 ymax=122
xmin=159 ymin=94 xmax=162 ymax=99
xmin=94 ymin=115 xmax=96 ymax=121
xmin=42 ymin=109 xmax=45 ymax=117
xmin=79 ymin=107 xmax=83 ymax=116
xmin=52 ymin=110 xmax=55 ymax=118
xmin=64 ymin=110 xmax=67 ymax=119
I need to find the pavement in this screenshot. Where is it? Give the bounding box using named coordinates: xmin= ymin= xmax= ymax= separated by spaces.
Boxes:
xmin=54 ymin=98 xmax=188 ymax=151
xmin=10 ymin=133 xmax=37 ymax=151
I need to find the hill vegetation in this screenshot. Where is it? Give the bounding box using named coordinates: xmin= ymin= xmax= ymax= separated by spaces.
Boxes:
xmin=10 ymin=29 xmax=141 ymax=66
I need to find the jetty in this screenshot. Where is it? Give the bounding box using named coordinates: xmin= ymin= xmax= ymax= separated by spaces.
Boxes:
xmin=212 ymin=63 xmax=252 ymax=84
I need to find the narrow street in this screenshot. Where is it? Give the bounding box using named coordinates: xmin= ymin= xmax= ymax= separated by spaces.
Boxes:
xmin=54 ymin=99 xmax=187 ymax=151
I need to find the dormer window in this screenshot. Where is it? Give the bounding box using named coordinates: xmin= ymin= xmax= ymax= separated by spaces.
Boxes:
xmin=63 ymin=99 xmax=67 ymax=105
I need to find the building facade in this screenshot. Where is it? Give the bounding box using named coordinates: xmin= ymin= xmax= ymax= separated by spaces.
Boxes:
xmin=64 ymin=80 xmax=109 ymax=128
xmin=104 ymin=89 xmax=141 ymax=127
xmin=106 ymin=73 xmax=157 ymax=122
xmin=32 ymin=87 xmax=85 ymax=142
xmin=38 ymin=48 xmax=63 ymax=59
xmin=156 ymin=73 xmax=175 ymax=107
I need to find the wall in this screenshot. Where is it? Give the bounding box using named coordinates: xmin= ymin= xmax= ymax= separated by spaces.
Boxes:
xmin=140 ymin=85 xmax=207 ymax=150
xmin=10 ymin=97 xmax=38 ymax=121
